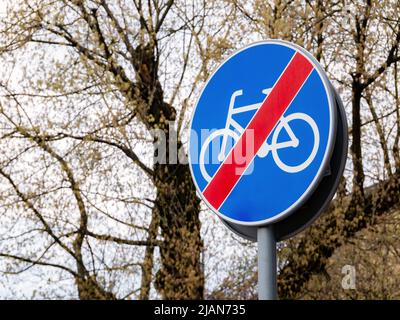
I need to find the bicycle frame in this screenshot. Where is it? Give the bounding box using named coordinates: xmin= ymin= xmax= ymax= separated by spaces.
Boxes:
xmin=200 ymin=89 xmax=319 ymax=180
xmin=219 ymin=90 xmax=260 ymax=159
xmin=219 ymin=88 xmax=299 ymax=159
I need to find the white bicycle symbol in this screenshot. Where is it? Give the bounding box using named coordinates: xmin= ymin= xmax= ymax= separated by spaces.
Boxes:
xmin=199 ymin=88 xmax=320 ymax=183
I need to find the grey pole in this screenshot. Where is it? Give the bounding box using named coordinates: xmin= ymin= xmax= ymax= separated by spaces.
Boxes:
xmin=257 ymin=225 xmax=277 ymax=300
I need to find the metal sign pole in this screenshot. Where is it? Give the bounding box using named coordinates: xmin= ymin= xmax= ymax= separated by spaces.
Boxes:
xmin=258 ymin=226 xmax=277 ymax=300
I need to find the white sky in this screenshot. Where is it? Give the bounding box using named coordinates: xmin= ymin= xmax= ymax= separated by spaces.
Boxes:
xmin=0 ymin=1 xmax=8 ymax=16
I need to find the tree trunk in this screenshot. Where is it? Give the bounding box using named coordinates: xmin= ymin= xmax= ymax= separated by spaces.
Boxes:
xmin=393 ymin=53 xmax=400 ymax=170
xmin=154 ymin=161 xmax=204 ymax=299
xmin=139 ymin=211 xmax=159 ymax=300
xmin=152 ymin=122 xmax=204 ymax=299
xmin=75 ymin=276 xmax=116 ymax=300
xmin=132 ymin=44 xmax=204 ymax=299
xmin=350 ymin=83 xmax=365 ymax=207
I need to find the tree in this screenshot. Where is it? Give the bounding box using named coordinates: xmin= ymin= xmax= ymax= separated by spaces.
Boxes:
xmin=0 ymin=0 xmax=240 ymax=299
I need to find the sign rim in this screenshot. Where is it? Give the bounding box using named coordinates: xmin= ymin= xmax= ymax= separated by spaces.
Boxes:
xmin=188 ymin=39 xmax=337 ymax=226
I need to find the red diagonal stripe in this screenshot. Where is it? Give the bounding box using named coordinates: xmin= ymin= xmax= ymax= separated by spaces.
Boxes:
xmin=202 ymin=52 xmax=314 ymax=210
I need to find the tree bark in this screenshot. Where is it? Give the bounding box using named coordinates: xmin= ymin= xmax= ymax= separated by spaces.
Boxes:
xmin=350 ymin=83 xmax=365 ymax=206
xmin=75 ymin=276 xmax=117 ymax=300
xmin=139 ymin=211 xmax=159 ymax=300
xmin=153 ymin=161 xmax=204 ymax=299
xmin=132 ymin=44 xmax=204 ymax=299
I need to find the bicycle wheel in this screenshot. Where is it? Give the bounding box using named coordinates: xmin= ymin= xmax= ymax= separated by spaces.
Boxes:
xmin=199 ymin=129 xmax=239 ymax=182
xmin=271 ymin=113 xmax=320 ymax=173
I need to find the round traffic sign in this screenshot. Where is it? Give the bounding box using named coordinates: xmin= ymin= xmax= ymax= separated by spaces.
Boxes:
xmin=189 ymin=40 xmax=337 ymax=226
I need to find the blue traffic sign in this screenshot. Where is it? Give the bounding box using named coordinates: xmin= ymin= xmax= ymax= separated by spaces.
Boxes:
xmin=189 ymin=40 xmax=337 ymax=226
